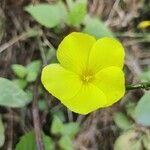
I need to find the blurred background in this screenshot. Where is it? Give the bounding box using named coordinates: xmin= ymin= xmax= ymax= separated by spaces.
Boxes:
xmin=0 ymin=0 xmax=150 ymax=149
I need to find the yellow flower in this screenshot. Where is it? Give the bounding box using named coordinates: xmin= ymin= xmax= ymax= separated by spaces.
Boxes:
xmin=41 ymin=32 xmax=125 ymax=114
xmin=137 ymin=21 xmax=150 ymax=29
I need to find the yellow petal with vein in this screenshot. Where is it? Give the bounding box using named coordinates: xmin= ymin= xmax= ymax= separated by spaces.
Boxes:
xmin=61 ymin=83 xmax=107 ymax=114
xmin=41 ymin=64 xmax=82 ymax=100
xmin=57 ymin=32 xmax=96 ymax=74
xmin=93 ymin=66 xmax=125 ymax=106
xmin=88 ymin=37 xmax=124 ymax=73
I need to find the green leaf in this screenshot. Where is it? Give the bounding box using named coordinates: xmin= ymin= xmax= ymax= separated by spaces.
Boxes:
xmin=62 ymin=122 xmax=79 ymax=138
xmin=135 ymin=92 xmax=150 ymax=126
xmin=52 ymin=110 xmax=66 ymax=122
xmin=51 ymin=115 xmax=64 ymax=135
xmin=11 ymin=64 xmax=27 ymax=78
xmin=83 ymin=15 xmax=114 ymax=39
xmin=13 ymin=79 xmax=27 ymax=89
xmin=15 ymin=131 xmax=54 ymax=150
xmin=25 ymin=89 xmax=33 ymax=100
xmin=58 ymin=135 xmax=73 ymax=150
xmin=25 ymin=2 xmax=67 ymax=28
xmin=26 ymin=60 xmax=41 ymax=73
xmin=15 ymin=131 xmax=36 ymax=150
xmin=26 ymin=60 xmax=41 ymax=82
xmin=0 ymin=77 xmax=31 ymax=108
xmin=125 ymin=102 xmax=136 ymax=119
xmin=38 ymin=99 xmax=46 ymax=111
xmin=41 ymin=132 xmax=55 ymax=150
xmin=26 ymin=72 xmax=38 ymax=82
xmin=114 ymin=130 xmax=142 ymax=150
xmin=67 ymin=1 xmax=87 ymax=26
xmin=0 ymin=116 xmax=5 ymax=148
xmin=139 ymin=70 xmax=150 ymax=81
xmin=113 ymin=112 xmax=132 ymax=130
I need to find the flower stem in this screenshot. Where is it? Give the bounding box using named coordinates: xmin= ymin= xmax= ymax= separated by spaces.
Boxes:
xmin=126 ymin=82 xmax=150 ymax=90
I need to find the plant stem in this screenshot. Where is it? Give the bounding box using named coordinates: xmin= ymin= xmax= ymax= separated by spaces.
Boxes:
xmin=32 ymin=83 xmax=44 ymax=150
xmin=126 ymin=82 xmax=150 ymax=90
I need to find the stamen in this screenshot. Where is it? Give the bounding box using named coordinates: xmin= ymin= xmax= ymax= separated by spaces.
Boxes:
xmin=81 ymin=70 xmax=94 ymax=83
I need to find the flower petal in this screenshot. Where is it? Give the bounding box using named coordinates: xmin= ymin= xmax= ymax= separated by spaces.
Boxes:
xmin=93 ymin=66 xmax=125 ymax=106
xmin=57 ymin=32 xmax=96 ymax=74
xmin=61 ymin=84 xmax=107 ymax=114
xmin=88 ymin=37 xmax=125 ymax=73
xmin=41 ymin=64 xmax=82 ymax=100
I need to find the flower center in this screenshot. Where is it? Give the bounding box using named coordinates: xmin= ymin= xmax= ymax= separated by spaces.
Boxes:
xmin=81 ymin=70 xmax=94 ymax=83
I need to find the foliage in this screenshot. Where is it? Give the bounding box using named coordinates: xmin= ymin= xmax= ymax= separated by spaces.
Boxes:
xmin=135 ymin=92 xmax=150 ymax=126
xmin=51 ymin=115 xmax=79 ymax=149
xmin=15 ymin=131 xmax=54 ymax=150
xmin=0 ymin=116 xmax=5 ymax=148
xmin=26 ymin=60 xmax=41 ymax=82
xmin=113 ymin=112 xmax=132 ymax=130
xmin=51 ymin=115 xmax=79 ymax=138
xmin=114 ymin=92 xmax=150 ymax=149
xmin=67 ymin=0 xmax=87 ymax=26
xmin=15 ymin=113 xmax=79 ymax=149
xmin=25 ymin=0 xmax=113 ymax=39
xmin=83 ymin=15 xmax=114 ymax=38
xmin=25 ymin=2 xmax=67 ymax=28
xmin=11 ymin=60 xmax=41 ymax=89
xmin=0 ymin=77 xmax=31 ymax=108
xmin=11 ymin=64 xmax=27 ymax=78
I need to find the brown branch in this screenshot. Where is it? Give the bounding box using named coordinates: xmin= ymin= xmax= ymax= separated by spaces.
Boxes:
xmin=32 ymin=83 xmax=44 ymax=150
xmin=0 ymin=29 xmax=42 ymax=53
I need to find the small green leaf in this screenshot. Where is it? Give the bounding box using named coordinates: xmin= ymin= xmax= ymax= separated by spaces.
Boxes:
xmin=26 ymin=60 xmax=41 ymax=82
xmin=67 ymin=1 xmax=87 ymax=26
xmin=25 ymin=2 xmax=67 ymax=28
xmin=0 ymin=116 xmax=5 ymax=148
xmin=26 ymin=72 xmax=38 ymax=82
xmin=58 ymin=135 xmax=73 ymax=150
xmin=114 ymin=130 xmax=142 ymax=150
xmin=125 ymin=102 xmax=136 ymax=119
xmin=15 ymin=131 xmax=36 ymax=150
xmin=51 ymin=115 xmax=64 ymax=135
xmin=41 ymin=132 xmax=55 ymax=150
xmin=135 ymin=92 xmax=150 ymax=126
xmin=25 ymin=89 xmax=33 ymax=100
xmin=113 ymin=112 xmax=132 ymax=130
xmin=62 ymin=122 xmax=79 ymax=138
xmin=13 ymin=79 xmax=27 ymax=89
xmin=52 ymin=110 xmax=66 ymax=122
xmin=26 ymin=60 xmax=41 ymax=73
xmin=83 ymin=15 xmax=114 ymax=38
xmin=38 ymin=99 xmax=46 ymax=111
xmin=0 ymin=77 xmax=31 ymax=108
xmin=15 ymin=131 xmax=54 ymax=150
xmin=139 ymin=70 xmax=150 ymax=81
xmin=11 ymin=64 xmax=27 ymax=78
